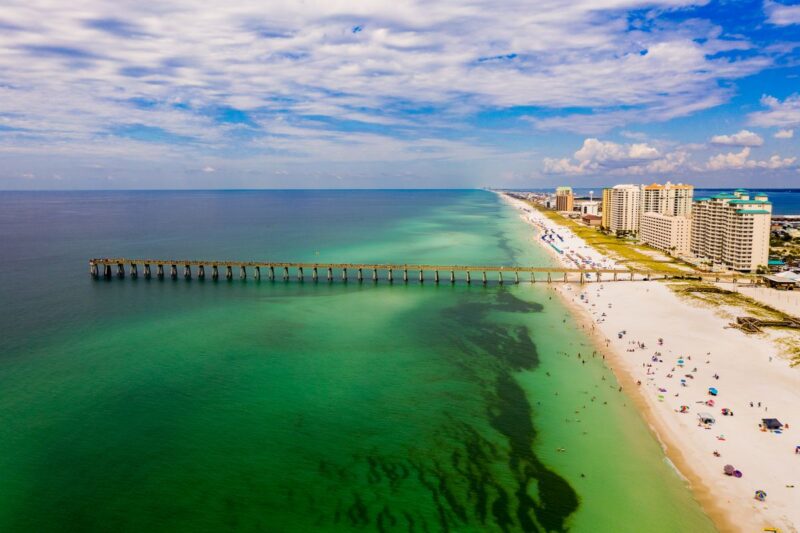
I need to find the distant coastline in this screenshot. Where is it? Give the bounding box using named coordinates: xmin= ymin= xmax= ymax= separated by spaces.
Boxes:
xmin=499 ymin=191 xmax=800 ymax=533
xmin=500 ymin=187 xmax=800 ymax=216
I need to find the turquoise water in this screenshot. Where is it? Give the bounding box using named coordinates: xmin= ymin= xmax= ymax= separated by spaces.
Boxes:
xmin=0 ymin=190 xmax=715 ymax=531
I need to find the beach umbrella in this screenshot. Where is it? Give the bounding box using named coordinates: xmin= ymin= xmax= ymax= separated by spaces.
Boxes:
xmin=708 ymin=387 xmax=718 ymax=396
xmin=723 ymin=465 xmax=735 ymax=475
xmin=755 ymin=490 xmax=767 ymax=501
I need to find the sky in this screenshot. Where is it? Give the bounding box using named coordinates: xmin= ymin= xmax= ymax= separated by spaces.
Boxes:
xmin=1 ymin=0 xmax=800 ymax=189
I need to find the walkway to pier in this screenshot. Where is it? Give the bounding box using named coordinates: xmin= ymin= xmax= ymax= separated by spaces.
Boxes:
xmin=89 ymin=258 xmax=758 ymax=285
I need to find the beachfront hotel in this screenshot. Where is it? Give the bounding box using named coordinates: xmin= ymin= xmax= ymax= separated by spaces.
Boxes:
xmin=640 ymin=212 xmax=692 ymax=256
xmin=642 ymin=182 xmax=693 ymax=217
xmin=638 ymin=182 xmax=694 ymax=256
xmin=601 ymin=182 xmax=694 ymax=247
xmin=555 ymin=186 xmax=574 ymax=212
xmin=601 ymin=184 xmax=642 ymax=234
xmin=691 ymin=190 xmax=772 ymax=272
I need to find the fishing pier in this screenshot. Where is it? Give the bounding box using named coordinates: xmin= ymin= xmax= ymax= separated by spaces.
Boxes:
xmin=89 ymin=258 xmax=757 ymax=285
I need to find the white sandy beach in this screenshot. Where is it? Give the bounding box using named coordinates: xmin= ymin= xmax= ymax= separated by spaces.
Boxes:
xmin=502 ymin=193 xmax=800 ymax=532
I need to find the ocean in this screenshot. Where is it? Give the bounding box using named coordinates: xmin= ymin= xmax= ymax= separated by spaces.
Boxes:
xmin=0 ymin=190 xmax=714 ymax=532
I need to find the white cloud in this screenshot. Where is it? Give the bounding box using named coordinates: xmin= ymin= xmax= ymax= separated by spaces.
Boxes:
xmin=0 ymin=0 xmax=777 ymax=152
xmin=706 ymin=147 xmax=796 ymax=170
xmin=710 ymin=129 xmax=763 ymax=147
xmin=748 ymin=94 xmax=800 ymax=128
xmin=774 ymin=128 xmax=794 ymax=139
xmin=545 ymin=137 xmax=798 ymax=176
xmin=202 ymin=166 xmax=216 ymax=173
xmin=765 ymin=0 xmax=800 ymax=25
xmin=543 ymin=138 xmax=674 ymax=175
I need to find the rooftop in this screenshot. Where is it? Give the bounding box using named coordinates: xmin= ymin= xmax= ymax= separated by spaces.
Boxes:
xmin=644 ymin=182 xmax=693 ymax=190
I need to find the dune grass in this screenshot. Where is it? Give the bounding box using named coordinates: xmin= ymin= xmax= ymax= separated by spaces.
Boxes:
xmin=528 ymin=203 xmax=693 ymax=274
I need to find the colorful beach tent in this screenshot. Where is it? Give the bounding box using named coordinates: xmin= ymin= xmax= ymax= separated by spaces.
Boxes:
xmin=708 ymin=387 xmax=718 ymax=396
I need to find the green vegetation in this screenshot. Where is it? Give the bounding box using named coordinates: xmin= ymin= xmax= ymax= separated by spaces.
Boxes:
xmin=667 ymin=281 xmax=800 ymax=365
xmin=776 ymin=337 xmax=800 ymax=367
xmin=528 ymin=202 xmax=693 ymax=274
xmin=666 ymin=281 xmax=789 ymax=321
xmin=770 ymin=234 xmax=800 ymax=265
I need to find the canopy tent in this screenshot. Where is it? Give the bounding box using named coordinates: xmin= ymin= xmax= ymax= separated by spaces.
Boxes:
xmin=762 ymin=418 xmax=783 ymax=430
xmin=698 ymin=412 xmax=716 ymax=425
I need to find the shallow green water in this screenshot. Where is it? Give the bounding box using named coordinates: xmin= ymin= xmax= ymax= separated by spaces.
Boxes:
xmin=0 ymin=190 xmax=715 ymax=531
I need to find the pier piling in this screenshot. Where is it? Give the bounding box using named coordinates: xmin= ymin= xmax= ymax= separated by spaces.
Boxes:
xmin=226 ymin=266 xmax=232 ymax=280
xmin=298 ymin=267 xmax=303 ymax=281
xmin=170 ymin=265 xmax=177 ymax=280
xmin=327 ymin=267 xmax=333 ymax=282
xmin=130 ymin=263 xmax=138 ymax=279
xmin=104 ymin=264 xmax=112 ymax=278
xmin=515 ymin=272 xmax=519 ymax=284
xmin=372 ymin=268 xmax=377 ymax=282
xmin=419 ymin=270 xmax=424 ymax=283
xmin=283 ymin=266 xmax=289 ymax=281
xmin=342 ymin=268 xmax=347 ymax=282
xmin=270 ymin=266 xmax=275 ymax=281
xmin=403 ymin=269 xmax=408 ymax=283
xmin=240 ymin=266 xmax=246 ymax=280
xmin=482 ymin=272 xmax=487 ymax=285
xmin=157 ymin=264 xmax=164 ymax=279
xmin=212 ymin=265 xmax=219 ymax=280
xmin=117 ymin=263 xmax=125 ymax=279
xmin=450 ymin=271 xmax=455 ymax=283
xmin=198 ymin=265 xmax=205 ymax=279
xmin=434 ymin=270 xmax=439 ymax=283
xmin=357 ymin=268 xmax=363 ymax=282
xmin=466 ymin=271 xmax=471 ymax=284
xmin=498 ymin=271 xmax=503 ymax=285
xmin=312 ymin=267 xmax=318 ymax=281
xmin=144 ymin=264 xmax=151 ymax=279
xmin=388 ymin=269 xmax=393 ymax=282
xmin=254 ymin=266 xmax=260 ymax=280
xmin=184 ymin=265 xmax=192 ymax=279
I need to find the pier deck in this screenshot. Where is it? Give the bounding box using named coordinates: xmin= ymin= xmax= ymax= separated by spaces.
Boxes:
xmin=89 ymin=258 xmax=758 ymax=285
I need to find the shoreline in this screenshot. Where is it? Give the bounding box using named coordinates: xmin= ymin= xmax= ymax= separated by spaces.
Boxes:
xmin=499 ymin=192 xmax=799 ymax=533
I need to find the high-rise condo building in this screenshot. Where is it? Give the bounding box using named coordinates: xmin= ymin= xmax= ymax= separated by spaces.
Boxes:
xmin=691 ymin=190 xmax=771 ymax=272
xmin=604 ymin=184 xmax=641 ymax=234
xmin=641 ymin=182 xmax=693 ymax=216
xmin=639 ymin=182 xmax=694 ymax=254
xmin=640 ymin=212 xmax=692 ymax=256
xmin=555 ymin=186 xmax=574 ymax=212
xmin=601 ymin=188 xmax=612 ymax=230
xmin=602 ymin=181 xmax=693 ymax=237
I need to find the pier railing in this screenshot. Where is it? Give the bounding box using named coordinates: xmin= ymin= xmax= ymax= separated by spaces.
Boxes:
xmin=88 ymin=258 xmax=759 ymax=285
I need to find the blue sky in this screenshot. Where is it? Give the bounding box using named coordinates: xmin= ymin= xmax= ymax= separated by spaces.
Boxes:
xmin=0 ymin=0 xmax=799 ymax=189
